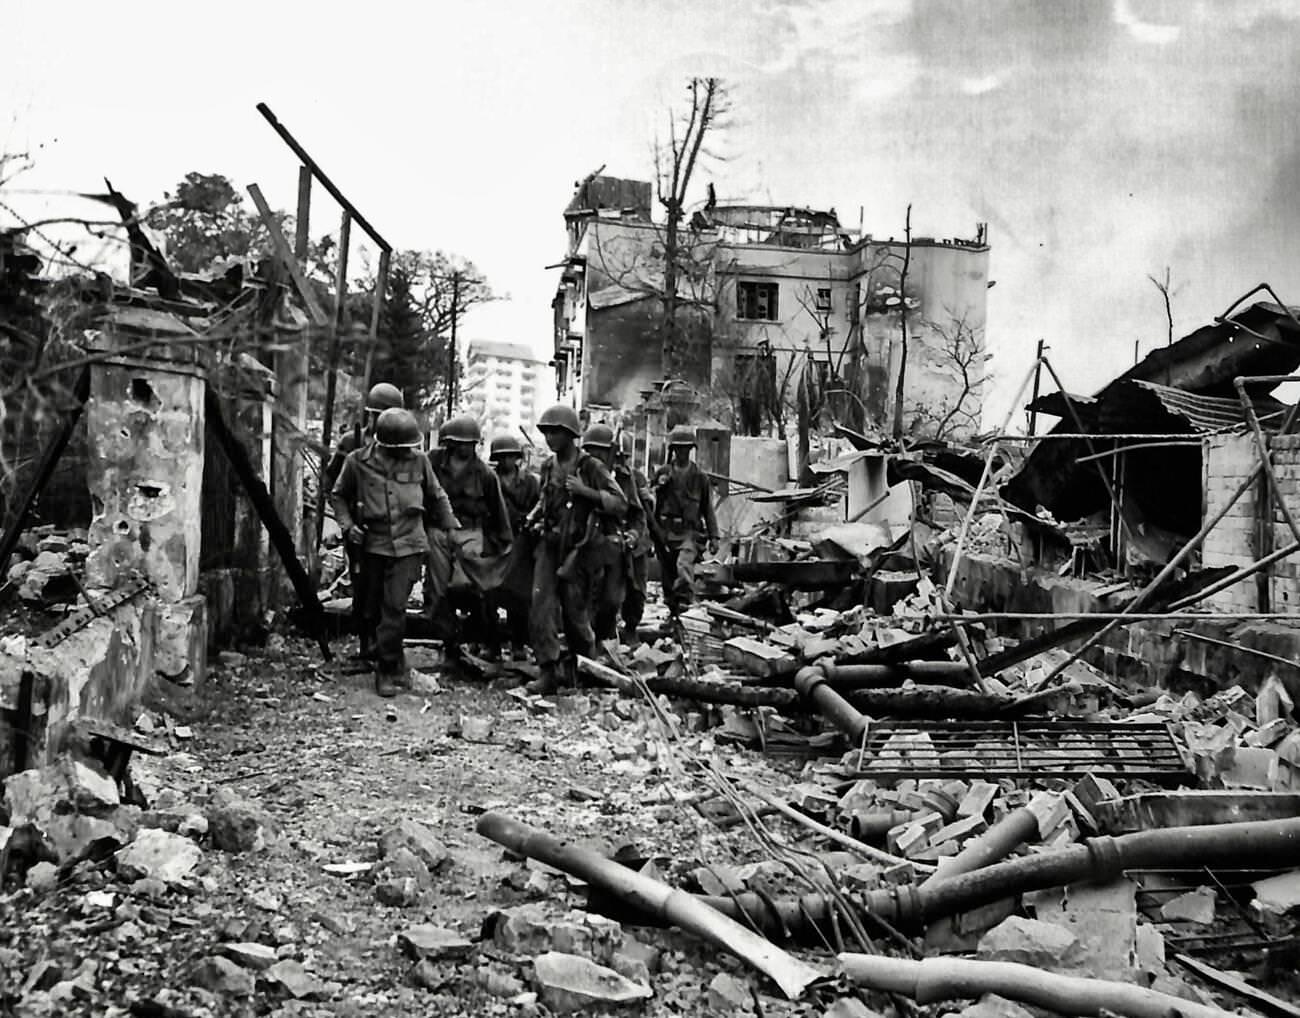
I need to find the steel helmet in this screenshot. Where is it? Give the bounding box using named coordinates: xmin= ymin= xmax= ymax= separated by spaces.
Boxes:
xmin=667 ymin=425 xmax=697 ymax=447
xmin=375 ymin=408 xmax=422 ymax=448
xmin=489 ymin=434 xmax=524 ymax=460
xmin=582 ymin=423 xmax=615 ymax=449
xmin=537 ymin=404 xmax=581 ymax=436
xmin=442 ymin=415 xmax=482 ymax=445
xmin=365 ymin=382 xmax=404 ymax=413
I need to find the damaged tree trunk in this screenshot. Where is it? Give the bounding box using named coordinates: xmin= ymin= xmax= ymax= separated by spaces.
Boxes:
xmin=476 ymin=812 xmax=821 ymax=999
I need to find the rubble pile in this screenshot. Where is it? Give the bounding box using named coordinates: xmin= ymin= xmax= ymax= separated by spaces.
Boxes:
xmin=2 ymin=525 xmax=89 ymax=607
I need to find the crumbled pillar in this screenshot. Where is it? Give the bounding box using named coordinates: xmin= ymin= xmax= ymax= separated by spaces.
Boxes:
xmin=84 ymin=310 xmax=208 ymax=686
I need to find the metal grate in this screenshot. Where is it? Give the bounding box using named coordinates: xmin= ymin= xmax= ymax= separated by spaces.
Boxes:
xmin=849 ymin=720 xmax=1191 ymax=784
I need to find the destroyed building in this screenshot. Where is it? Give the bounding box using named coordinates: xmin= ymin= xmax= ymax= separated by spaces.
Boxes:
xmin=551 ymin=174 xmax=991 ymax=440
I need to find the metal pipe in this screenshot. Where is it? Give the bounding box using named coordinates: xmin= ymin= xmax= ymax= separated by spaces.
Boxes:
xmin=838 ymin=954 xmax=1238 ymax=1018
xmin=928 ymin=806 xmax=1039 ymax=882
xmin=820 ymin=660 xmax=970 ymax=688
xmin=861 ymin=817 xmax=1300 ymax=928
xmin=795 ymin=665 xmax=868 ymax=742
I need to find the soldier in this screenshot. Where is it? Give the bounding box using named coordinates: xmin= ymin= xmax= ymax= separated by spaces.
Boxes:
xmin=651 ymin=426 xmax=719 ymax=614
xmin=323 ymin=382 xmax=405 ymax=664
xmin=613 ymin=431 xmax=655 ymax=644
xmin=488 ymin=433 xmax=540 ymax=660
xmin=331 ymin=408 xmax=458 ymax=697
xmin=425 ymin=415 xmax=513 ymax=661
xmin=579 ymin=423 xmax=624 ymax=647
xmin=526 ymin=405 xmax=626 ymax=694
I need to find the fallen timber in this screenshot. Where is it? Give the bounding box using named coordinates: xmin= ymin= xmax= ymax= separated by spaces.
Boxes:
xmin=837 ymin=954 xmax=1237 ymax=1018
xmin=475 ymin=812 xmax=822 ymax=999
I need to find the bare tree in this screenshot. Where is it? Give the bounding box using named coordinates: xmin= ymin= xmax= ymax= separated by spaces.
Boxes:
xmin=653 ymin=77 xmax=729 ymax=379
xmin=890 ymin=204 xmax=913 ymax=439
xmin=907 ymin=310 xmax=988 ymax=442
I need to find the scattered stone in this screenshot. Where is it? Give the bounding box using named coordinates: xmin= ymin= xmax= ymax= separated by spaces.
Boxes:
xmin=191 ymin=956 xmax=255 ymax=996
xmin=491 ymin=907 xmax=624 ymax=965
xmin=218 ymin=651 xmax=248 ymax=668
xmin=707 ymin=971 xmax=753 ymax=1011
xmin=946 ymin=994 xmax=1037 ymax=1018
xmin=1252 ymin=869 xmax=1300 ymax=929
xmin=379 ymin=819 xmax=450 ymax=873
xmin=251 ymin=890 xmax=282 ymax=912
xmin=129 ymin=877 xmax=169 ymax=900
xmin=976 ymin=916 xmax=1080 ymax=969
xmin=115 ymin=828 xmax=202 ymax=884
xmin=82 ymin=889 xmax=115 ymax=909
xmin=398 ymin=924 xmax=473 ymax=961
xmin=408 ymin=958 xmax=443 ymax=990
xmin=1161 ymin=886 xmax=1216 ymax=925
xmin=532 ymin=951 xmax=651 ymax=1014
xmin=824 ymin=999 xmax=885 ymax=1018
xmin=218 ymin=942 xmax=280 ymax=971
xmin=374 ymin=846 xmax=431 ymax=907
xmin=258 ymin=959 xmax=329 ymax=1000
xmin=207 ymin=787 xmax=277 ymax=853
xmin=25 ymin=861 xmax=59 ymax=892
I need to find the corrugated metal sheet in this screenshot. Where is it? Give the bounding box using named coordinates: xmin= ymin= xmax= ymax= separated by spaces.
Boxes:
xmin=1129 ymin=381 xmax=1250 ymax=433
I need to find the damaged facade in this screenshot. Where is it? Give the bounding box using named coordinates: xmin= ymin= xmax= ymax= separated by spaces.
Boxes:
xmin=552 ymin=175 xmax=991 ymax=441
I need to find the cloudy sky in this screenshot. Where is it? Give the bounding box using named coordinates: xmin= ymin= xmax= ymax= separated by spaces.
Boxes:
xmin=5 ymin=0 xmax=1299 ymax=427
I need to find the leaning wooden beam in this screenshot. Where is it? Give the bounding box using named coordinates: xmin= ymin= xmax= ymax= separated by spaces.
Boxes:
xmin=0 ymin=365 xmax=90 ymax=578
xmin=476 ymin=812 xmax=822 ymax=999
xmin=204 ymin=389 xmax=332 ymax=661
xmin=837 ymin=955 xmax=1237 ymax=1018
xmin=246 ymin=183 xmax=328 ymax=326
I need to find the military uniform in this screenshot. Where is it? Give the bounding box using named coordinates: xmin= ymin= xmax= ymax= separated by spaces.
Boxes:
xmin=592 ymin=462 xmax=653 ymax=642
xmin=331 ymin=436 xmax=457 ymax=685
xmin=492 ymin=466 xmax=541 ymax=650
xmin=425 ymin=449 xmax=513 ymax=646
xmin=651 ymin=458 xmax=718 ymax=613
xmin=531 ymin=452 xmax=626 ymax=669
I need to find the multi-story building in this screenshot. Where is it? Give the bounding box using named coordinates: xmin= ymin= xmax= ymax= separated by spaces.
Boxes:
xmin=461 ymin=340 xmax=549 ymax=442
xmin=552 ymin=175 xmax=991 ymax=440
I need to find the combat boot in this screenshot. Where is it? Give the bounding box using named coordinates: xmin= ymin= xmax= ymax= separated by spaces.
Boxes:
xmin=374 ymin=672 xmax=399 ymax=698
xmin=524 ymin=661 xmax=558 ymax=696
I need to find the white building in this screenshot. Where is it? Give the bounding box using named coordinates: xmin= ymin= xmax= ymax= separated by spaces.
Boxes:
xmin=461 ymin=340 xmax=550 ymax=441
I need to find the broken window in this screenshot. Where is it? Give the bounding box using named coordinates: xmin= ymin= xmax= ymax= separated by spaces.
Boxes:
xmin=737 ymin=281 xmax=779 ymax=321
xmin=816 ymin=287 xmax=832 ymax=313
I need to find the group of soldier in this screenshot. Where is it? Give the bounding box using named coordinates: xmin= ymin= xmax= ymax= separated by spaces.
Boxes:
xmin=327 ymin=383 xmax=719 ymax=698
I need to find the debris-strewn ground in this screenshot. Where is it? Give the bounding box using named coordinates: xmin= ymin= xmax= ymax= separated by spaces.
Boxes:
xmin=0 ymin=636 xmax=844 ymax=1017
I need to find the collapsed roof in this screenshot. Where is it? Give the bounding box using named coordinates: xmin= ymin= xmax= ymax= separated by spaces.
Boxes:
xmin=1003 ymin=301 xmax=1300 ymax=535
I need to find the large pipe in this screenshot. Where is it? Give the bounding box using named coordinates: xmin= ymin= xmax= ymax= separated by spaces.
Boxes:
xmin=795 ymin=665 xmax=869 ymax=741
xmin=929 ymin=806 xmax=1039 ymax=882
xmin=820 ymin=660 xmax=970 ymax=689
xmin=476 ymin=812 xmax=821 ymax=998
xmin=838 ymin=955 xmax=1237 ymax=1018
xmin=863 ymin=816 xmax=1300 ymax=928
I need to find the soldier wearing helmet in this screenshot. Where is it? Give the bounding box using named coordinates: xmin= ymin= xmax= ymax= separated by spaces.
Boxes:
xmin=424 ymin=415 xmax=513 ymax=663
xmin=581 ymin=424 xmax=651 ymax=648
xmin=331 ymin=408 xmax=458 ymax=697
xmin=650 ymin=425 xmax=719 ymax=614
xmin=611 ymin=430 xmax=656 ymax=643
xmin=487 ymin=432 xmax=540 ymax=660
xmin=527 ymin=404 xmax=627 ymax=694
xmin=323 ymin=382 xmax=406 ymax=664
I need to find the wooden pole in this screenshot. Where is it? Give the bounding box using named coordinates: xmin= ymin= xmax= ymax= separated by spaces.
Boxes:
xmin=0 ymin=366 xmax=90 ymax=578
xmin=255 ymin=103 xmax=391 ymax=251
xmin=1026 ymin=339 xmax=1045 ymax=437
xmin=362 ymin=248 xmax=390 ymax=400
xmin=204 ymin=388 xmax=332 ymax=661
xmin=245 ymin=184 xmax=327 ymax=325
xmin=943 ymin=357 xmax=1041 ymax=599
xmin=446 ymin=270 xmax=461 ymax=416
xmin=314 ymin=210 xmax=351 ymax=553
xmin=476 ymin=812 xmax=822 ymax=999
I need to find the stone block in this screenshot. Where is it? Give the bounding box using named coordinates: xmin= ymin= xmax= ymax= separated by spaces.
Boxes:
xmin=533 ymin=952 xmax=651 ymax=1014
xmin=1161 ymin=887 xmax=1216 ymax=925
xmin=957 ymin=781 xmax=999 ymax=820
xmin=931 ymin=813 xmax=988 ymax=848
xmin=976 ymin=916 xmax=1080 ymax=969
xmin=722 ymin=637 xmax=798 ymax=679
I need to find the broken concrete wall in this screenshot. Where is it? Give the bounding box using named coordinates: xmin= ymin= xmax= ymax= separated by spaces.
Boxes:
xmin=714 ymin=437 xmax=788 ymax=538
xmin=942 ymin=548 xmax=1300 ymax=704
xmin=1203 ymin=431 xmax=1300 ymax=612
xmin=86 ymin=364 xmax=204 ymax=601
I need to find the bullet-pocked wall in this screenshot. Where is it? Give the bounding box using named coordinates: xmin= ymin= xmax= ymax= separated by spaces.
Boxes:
xmin=86 ymin=365 xmax=205 ymax=602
